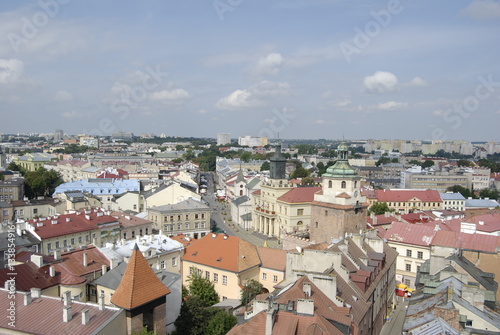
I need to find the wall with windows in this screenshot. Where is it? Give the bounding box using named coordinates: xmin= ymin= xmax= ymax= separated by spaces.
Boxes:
xmin=258 ymin=267 xmax=284 ymax=292
xmin=389 ymin=242 xmax=429 ymax=288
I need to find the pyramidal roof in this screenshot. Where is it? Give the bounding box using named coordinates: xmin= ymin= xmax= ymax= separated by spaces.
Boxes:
xmin=110 ymin=244 xmax=170 ymax=310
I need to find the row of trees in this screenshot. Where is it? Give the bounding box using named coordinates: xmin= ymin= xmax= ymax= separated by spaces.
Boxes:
xmin=7 ymin=162 xmax=64 ymax=199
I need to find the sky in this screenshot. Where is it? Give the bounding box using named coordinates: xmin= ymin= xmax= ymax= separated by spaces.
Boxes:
xmin=0 ymin=0 xmax=499 ymax=141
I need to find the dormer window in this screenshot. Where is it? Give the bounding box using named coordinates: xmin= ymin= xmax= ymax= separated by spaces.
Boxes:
xmin=341 ymin=181 xmax=346 ymax=188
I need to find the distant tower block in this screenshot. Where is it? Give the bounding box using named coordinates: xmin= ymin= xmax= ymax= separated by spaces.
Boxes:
xmin=54 ymin=129 xmax=64 ymax=142
xmin=217 ymin=133 xmax=231 ymax=146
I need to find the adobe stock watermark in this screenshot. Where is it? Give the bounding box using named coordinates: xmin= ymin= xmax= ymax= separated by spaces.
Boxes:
xmin=339 ymin=0 xmax=405 ymax=63
xmin=432 ymin=74 xmax=499 ymax=141
xmin=258 ymin=107 xmax=295 ymax=139
xmin=213 ymin=0 xmax=243 ymax=21
xmin=7 ymin=0 xmax=70 ymax=53
xmin=5 ymin=224 xmax=17 ymax=327
xmin=83 ymin=65 xmax=168 ymax=137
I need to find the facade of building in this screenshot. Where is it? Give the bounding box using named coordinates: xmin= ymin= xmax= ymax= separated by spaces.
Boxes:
xmin=13 ymin=153 xmax=57 ymax=172
xmin=371 ymin=189 xmax=443 ymax=214
xmin=216 ymin=133 xmax=231 ymax=146
xmin=440 ymin=192 xmax=466 ymax=211
xmin=238 ymin=136 xmax=268 ymax=147
xmin=148 ymin=198 xmax=211 ymax=239
xmin=0 ymin=178 xmax=24 ymax=202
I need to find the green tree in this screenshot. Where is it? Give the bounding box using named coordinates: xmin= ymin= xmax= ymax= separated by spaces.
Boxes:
xmin=260 ymin=161 xmax=270 ymax=171
xmin=291 ymin=167 xmax=310 ymax=179
xmin=368 ymin=202 xmax=392 ymax=215
xmin=24 ymin=168 xmax=63 ymax=199
xmin=446 ymin=185 xmax=476 ymax=199
xmin=240 ymin=151 xmax=252 ymax=163
xmin=408 ymin=159 xmax=422 ymax=167
xmin=301 ymin=176 xmax=315 ymax=185
xmin=375 ymin=156 xmax=391 ymax=167
xmin=187 ymin=271 xmax=219 ymax=307
xmin=172 ymin=158 xmax=183 ymax=164
xmin=7 ymin=161 xmax=27 ymax=176
xmin=421 ymin=160 xmax=434 ymax=169
xmin=457 ymin=159 xmax=474 ymax=167
xmin=479 ymin=189 xmax=499 ymax=200
xmin=240 ymin=279 xmax=264 ymax=305
xmin=205 ymin=310 xmax=238 ymax=335
xmin=174 ymin=296 xmax=216 ymax=335
xmin=175 ymin=144 xmax=184 ymax=151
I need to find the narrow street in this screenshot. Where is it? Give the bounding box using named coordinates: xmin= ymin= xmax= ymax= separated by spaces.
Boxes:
xmin=202 ymin=172 xmax=280 ymax=249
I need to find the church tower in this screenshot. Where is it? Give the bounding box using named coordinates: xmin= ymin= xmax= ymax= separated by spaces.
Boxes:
xmin=309 ymin=142 xmax=368 ymax=243
xmin=269 ymin=141 xmax=287 ymax=187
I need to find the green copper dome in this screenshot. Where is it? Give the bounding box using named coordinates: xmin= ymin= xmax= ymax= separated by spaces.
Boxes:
xmin=323 ymin=142 xmax=358 ymax=178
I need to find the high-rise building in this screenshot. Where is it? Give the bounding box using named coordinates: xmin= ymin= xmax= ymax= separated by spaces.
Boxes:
xmin=238 ymin=135 xmax=268 ymax=147
xmin=216 ymin=133 xmax=231 ymax=146
xmin=54 ymin=129 xmax=64 ymax=141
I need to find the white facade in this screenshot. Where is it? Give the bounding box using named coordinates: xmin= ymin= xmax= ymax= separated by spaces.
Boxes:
xmin=217 ymin=133 xmax=231 ymax=146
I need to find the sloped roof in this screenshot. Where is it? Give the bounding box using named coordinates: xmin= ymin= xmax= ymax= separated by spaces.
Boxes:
xmin=277 ymin=187 xmax=321 ymax=203
xmin=0 ymin=262 xmax=59 ymax=291
xmin=232 ymin=195 xmax=250 ymax=206
xmin=384 ymin=221 xmax=439 ymax=246
xmin=256 ymin=246 xmax=286 ymax=271
xmin=110 ymin=244 xmax=171 ymax=310
xmin=182 ymin=234 xmax=261 ymax=273
xmin=468 ymin=213 xmax=500 ymax=233
xmin=431 ymin=230 xmax=500 ymax=253
xmin=376 ymin=189 xmax=442 ymax=202
xmin=54 ymin=246 xmax=110 ymax=278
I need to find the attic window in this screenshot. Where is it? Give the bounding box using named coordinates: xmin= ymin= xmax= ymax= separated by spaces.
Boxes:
xmin=217 ymin=257 xmax=222 ymax=262
xmin=192 ymin=251 xmax=198 ymax=256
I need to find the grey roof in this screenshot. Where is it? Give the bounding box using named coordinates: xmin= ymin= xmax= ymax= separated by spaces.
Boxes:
xmin=465 ymin=199 xmax=500 ymax=208
xmin=245 ymin=177 xmax=261 ymax=190
xmin=232 ymin=195 xmax=250 ymax=206
xmin=447 ymin=254 xmax=497 ymax=293
xmin=241 ymin=213 xmax=252 ymax=221
xmin=93 ymin=261 xmax=180 ymax=290
xmin=235 ymin=170 xmax=246 ymax=184
xmin=406 ymin=317 xmax=458 ymax=335
xmin=439 ymin=192 xmax=466 ymax=200
xmin=149 ymin=198 xmax=209 ymax=212
xmin=0 ymin=178 xmax=24 ymax=186
xmin=212 ymin=299 xmax=241 ymax=309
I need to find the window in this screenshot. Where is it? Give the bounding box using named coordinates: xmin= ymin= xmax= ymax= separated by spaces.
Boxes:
xmin=133 ymin=204 xmax=137 ymax=210
xmin=189 ymin=267 xmax=195 ymax=275
xmin=328 ymin=180 xmax=332 ymax=188
xmin=185 ymin=223 xmax=189 ymax=229
xmin=417 ymin=265 xmax=421 ymax=273
xmin=139 ymin=229 xmax=143 ymax=236
xmin=177 ymin=215 xmax=181 ymax=221
xmin=123 ymin=232 xmax=127 ymax=239
xmin=47 ymin=243 xmax=52 ymax=251
xmin=55 ymin=241 xmax=60 ymax=249
xmin=172 ymin=257 xmax=177 ymax=267
xmin=70 ymin=238 xmax=75 ymax=245
xmin=297 ymin=209 xmax=304 ymax=216
xmin=262 ymin=273 xmax=267 ymax=280
xmin=131 ymin=231 xmax=135 ymax=238
xmin=214 ymin=273 xmax=218 ymax=283
xmin=222 ymin=296 xmax=227 ymax=301
xmin=315 ymin=222 xmax=318 ymax=228
xmin=201 ymin=213 xmax=205 ymax=219
xmin=177 ymin=224 xmax=181 ymax=230
xmin=170 ymin=215 xmax=174 ymax=221
xmin=205 ymin=271 xmax=210 ymax=280
xmin=195 ymin=214 xmax=199 ymax=219
xmin=186 ymin=214 xmax=189 ymax=220
xmin=148 ymin=250 xmax=152 ymax=257
xmin=406 ymin=249 xmax=412 ymax=257
xmin=341 ymin=181 xmax=346 ymax=188
xmin=273 ymin=275 xmax=278 ymax=283
xmin=417 ymin=251 xmax=423 ymax=259
xmin=405 ymin=264 xmax=411 ymax=272
xmin=222 ymin=275 xmax=227 ymax=285
xmin=78 ymin=236 xmax=83 ymax=243
xmin=324 ymin=210 xmax=328 ymax=216
xmin=63 ymin=240 xmax=68 ymax=247
xmin=160 ymin=260 xmax=165 ymax=269
xmin=404 ymin=279 xmax=411 ymax=286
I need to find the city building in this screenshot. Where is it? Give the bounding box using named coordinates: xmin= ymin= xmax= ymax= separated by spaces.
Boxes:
xmin=54 ymin=129 xmax=64 ymax=141
xmin=0 ymin=177 xmax=24 ymax=202
xmin=79 ymin=136 xmax=99 ymax=148
xmin=13 ymin=153 xmax=57 ymax=172
xmin=238 ymin=135 xmax=268 ymax=147
xmin=217 ymin=133 xmax=231 ymax=146
xmin=370 ymin=189 xmax=443 ymax=214
xmin=148 ymin=198 xmax=211 ymax=239
xmin=440 ymin=192 xmax=466 ymax=211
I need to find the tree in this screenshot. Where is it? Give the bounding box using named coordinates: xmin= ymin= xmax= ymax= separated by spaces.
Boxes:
xmin=479 ymin=189 xmax=499 ymax=200
xmin=368 ymin=202 xmax=392 ymax=215
xmin=446 ymin=185 xmax=476 ymax=199
xmin=174 ymin=296 xmax=216 ymax=335
xmin=301 ymin=176 xmax=315 ymax=185
xmin=457 ymin=159 xmax=474 ymax=167
xmin=24 ymin=168 xmax=63 ymax=199
xmin=187 ymin=271 xmax=219 ymax=307
xmin=375 ymin=156 xmax=391 ymax=167
xmin=421 ymin=160 xmax=434 ymax=169
xmin=291 ymin=167 xmax=310 ymax=179
xmin=240 ymin=279 xmax=264 ymax=305
xmin=7 ymin=161 xmax=27 ymax=176
xmin=205 ymin=310 xmax=237 ymax=335
xmin=408 ymin=159 xmax=422 ymax=167
xmin=260 ymin=161 xmax=270 ymax=171
xmin=240 ymin=151 xmax=252 ymax=163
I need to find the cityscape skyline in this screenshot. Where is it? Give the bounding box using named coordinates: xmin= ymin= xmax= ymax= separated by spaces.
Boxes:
xmin=0 ymin=1 xmax=499 ymax=141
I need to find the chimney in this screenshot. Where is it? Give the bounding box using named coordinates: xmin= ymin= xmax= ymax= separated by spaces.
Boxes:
xmin=101 ymin=264 xmax=107 ymax=275
xmin=303 ymin=282 xmax=312 ymax=298
xmin=31 ymin=254 xmax=43 ymax=268
xmin=297 ymin=298 xmax=314 ymax=316
xmin=223 ymin=235 xmax=228 ymax=240
xmin=82 ymin=309 xmax=90 ymax=325
xmin=63 ymin=290 xmax=72 ymax=307
xmin=49 ymin=266 xmax=55 ymax=277
xmin=110 ymin=259 xmax=118 ymax=270
xmin=98 ymin=293 xmax=105 ymax=311
xmin=136 ymin=235 xmax=140 ymax=243
xmin=63 ymin=306 xmax=72 ymax=322
xmin=265 ymin=308 xmax=276 ymax=335
xmin=83 ymin=253 xmax=88 ymax=267
xmin=24 ymin=292 xmax=32 ymax=305
xmin=31 ymin=287 xmax=41 ymax=298
xmin=54 ymin=250 xmax=61 ymax=260
xmin=66 ymin=217 xmax=71 ymax=222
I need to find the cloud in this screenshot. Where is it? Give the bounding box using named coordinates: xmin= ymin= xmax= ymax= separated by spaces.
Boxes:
xmin=363 ymin=71 xmax=399 ymax=93
xmin=198 ymin=109 xmax=208 ymax=114
xmin=408 ymin=76 xmax=428 ymax=87
xmin=215 ymin=81 xmax=291 ymax=110
xmin=255 ymin=53 xmax=284 ymax=76
xmin=460 ymin=0 xmax=500 ymax=19
xmin=375 ymin=101 xmax=408 ymax=110
xmin=54 ymin=90 xmax=73 ymax=102
xmin=0 ymin=58 xmax=24 ymax=84
xmin=150 ymin=88 xmax=189 ymax=101
xmin=314 ymin=119 xmax=326 ymax=124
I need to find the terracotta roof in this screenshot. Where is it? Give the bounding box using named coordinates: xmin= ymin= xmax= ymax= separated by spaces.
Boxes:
xmin=0 ymin=262 xmax=59 ymax=291
xmin=375 ymin=189 xmax=442 ymax=202
xmin=277 ymin=187 xmax=321 ymax=203
xmin=111 ymin=244 xmax=170 ymax=310
xmin=54 ymin=246 xmax=110 ymax=278
xmin=111 ymin=211 xmax=152 ymax=228
xmin=0 ymin=290 xmax=122 ymax=335
xmin=335 ymin=192 xmax=351 ymax=199
xmin=384 ymin=221 xmax=439 ymax=247
xmin=431 ymin=230 xmax=500 ymax=253
xmin=469 ymin=213 xmax=500 ymax=233
xmin=182 ymin=233 xmax=261 ymax=273
xmin=256 ymin=246 xmax=286 ymax=271
xmin=170 ymin=235 xmax=195 ymax=247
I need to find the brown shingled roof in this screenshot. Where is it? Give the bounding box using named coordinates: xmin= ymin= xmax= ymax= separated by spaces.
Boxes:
xmin=256 ymin=246 xmax=286 ymax=271
xmin=110 ymin=244 xmax=170 ymax=310
xmin=277 ymin=187 xmax=321 ymax=203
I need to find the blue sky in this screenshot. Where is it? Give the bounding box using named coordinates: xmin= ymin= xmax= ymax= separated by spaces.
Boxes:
xmin=0 ymin=0 xmax=499 ymax=141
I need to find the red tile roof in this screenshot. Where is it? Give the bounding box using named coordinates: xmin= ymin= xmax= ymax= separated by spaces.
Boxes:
xmin=110 ymin=211 xmax=152 ymax=228
xmin=256 ymin=247 xmax=286 ymax=271
xmin=0 ymin=290 xmax=121 ymax=335
xmin=431 ymin=231 xmax=500 ymax=253
xmin=469 ymin=213 xmax=500 ymax=233
xmin=384 ymin=221 xmax=440 ymax=247
xmin=375 ymin=189 xmax=442 ymax=202
xmin=182 ymin=234 xmax=261 ymax=273
xmin=0 ymin=262 xmax=59 ymax=291
xmin=277 ymin=187 xmax=321 ymax=203
xmin=54 ymin=246 xmax=110 ymax=278
xmin=111 ymin=244 xmax=171 ymax=310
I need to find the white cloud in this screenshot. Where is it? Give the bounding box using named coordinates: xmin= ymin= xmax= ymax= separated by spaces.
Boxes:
xmin=215 ymin=81 xmax=291 ymax=110
xmin=0 ymin=58 xmax=24 ymax=84
xmin=363 ymin=71 xmax=399 ymax=93
xmin=461 ymin=0 xmax=500 ymax=19
xmin=408 ymin=76 xmax=428 ymax=87
xmin=255 ymin=53 xmax=284 ymax=76
xmin=198 ymin=109 xmax=208 ymax=114
xmin=376 ymin=101 xmax=408 ymax=110
xmin=54 ymin=90 xmax=73 ymax=102
xmin=150 ymin=88 xmax=189 ymax=101
xmin=314 ymin=119 xmax=326 ymax=124
xmin=433 ymin=109 xmax=444 ymax=116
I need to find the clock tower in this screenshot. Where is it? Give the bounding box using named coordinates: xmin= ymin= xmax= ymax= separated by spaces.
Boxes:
xmin=309 ymin=142 xmax=368 ymax=243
